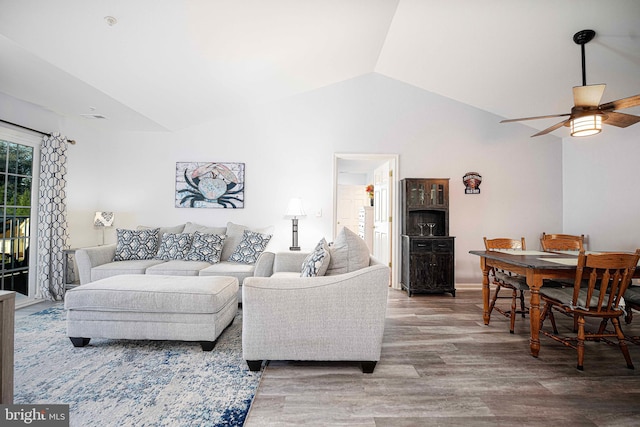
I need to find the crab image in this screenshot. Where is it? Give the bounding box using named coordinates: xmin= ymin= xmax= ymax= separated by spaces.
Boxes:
xmin=177 ymin=163 xmax=244 ymax=208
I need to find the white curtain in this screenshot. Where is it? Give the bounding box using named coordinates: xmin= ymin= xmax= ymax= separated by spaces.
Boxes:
xmin=37 ymin=133 xmax=70 ymax=301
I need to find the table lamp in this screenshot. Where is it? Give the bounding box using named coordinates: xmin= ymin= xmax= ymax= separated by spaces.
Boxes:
xmin=94 ymin=211 xmax=115 ymax=245
xmin=285 ymin=198 xmax=306 ymax=251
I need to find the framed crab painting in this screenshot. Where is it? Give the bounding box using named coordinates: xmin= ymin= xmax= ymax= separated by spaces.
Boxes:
xmin=175 ymin=162 xmax=245 ymax=208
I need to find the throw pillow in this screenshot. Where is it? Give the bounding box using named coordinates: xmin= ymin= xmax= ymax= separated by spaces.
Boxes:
xmin=114 ymin=228 xmax=160 ymax=261
xmin=155 ymin=233 xmax=193 ymax=260
xmin=183 ymin=222 xmax=227 ymax=235
xmin=138 ymin=224 xmax=186 ymax=249
xmin=221 ymin=222 xmax=274 ymax=261
xmin=301 ymin=238 xmax=331 ymax=277
xmin=228 ymin=230 xmax=272 ymax=264
xmin=325 ymin=227 xmax=370 ymax=275
xmin=185 ymin=232 xmax=227 ymax=263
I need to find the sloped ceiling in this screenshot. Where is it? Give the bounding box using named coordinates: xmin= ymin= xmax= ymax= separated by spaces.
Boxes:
xmin=1 ymin=0 xmax=639 ymax=135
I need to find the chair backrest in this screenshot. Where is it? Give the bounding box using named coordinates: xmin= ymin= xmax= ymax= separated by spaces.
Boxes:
xmin=483 ymin=237 xmax=526 ymax=250
xmin=540 ymin=233 xmax=585 ymax=252
xmin=570 ymin=249 xmax=640 ymax=313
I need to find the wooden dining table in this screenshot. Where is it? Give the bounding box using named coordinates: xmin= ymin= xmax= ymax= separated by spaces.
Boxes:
xmin=469 ymin=249 xmax=640 ymax=357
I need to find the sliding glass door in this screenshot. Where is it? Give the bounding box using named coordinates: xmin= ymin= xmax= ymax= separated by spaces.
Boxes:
xmin=0 ymin=130 xmax=39 ymax=297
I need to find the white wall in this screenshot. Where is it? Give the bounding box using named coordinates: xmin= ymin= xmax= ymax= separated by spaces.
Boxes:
xmin=563 ymin=125 xmax=640 ymax=252
xmin=2 ymin=73 xmax=566 ymax=283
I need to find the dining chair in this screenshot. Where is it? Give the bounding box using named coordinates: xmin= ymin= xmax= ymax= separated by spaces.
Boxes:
xmin=483 ymin=237 xmax=529 ymax=334
xmin=539 ymin=249 xmax=640 ymax=370
xmin=540 ymin=233 xmax=585 ymax=252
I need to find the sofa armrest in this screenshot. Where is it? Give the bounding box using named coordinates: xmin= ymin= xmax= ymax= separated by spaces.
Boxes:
xmin=272 ymin=251 xmax=309 ymax=273
xmin=75 ymin=244 xmax=116 ymax=285
xmin=253 ymin=251 xmax=275 ymax=277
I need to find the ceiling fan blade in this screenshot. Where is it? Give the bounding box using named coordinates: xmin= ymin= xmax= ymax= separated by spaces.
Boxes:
xmin=599 ymin=94 xmax=640 ymax=111
xmin=573 ymin=84 xmax=606 ymax=107
xmin=531 ymin=119 xmax=571 ymax=137
xmin=501 ymin=113 xmax=570 ymax=123
xmin=603 ymin=112 xmax=640 ymax=128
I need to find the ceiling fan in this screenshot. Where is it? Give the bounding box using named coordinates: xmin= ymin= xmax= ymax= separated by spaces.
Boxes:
xmin=501 ymin=29 xmax=640 ymax=137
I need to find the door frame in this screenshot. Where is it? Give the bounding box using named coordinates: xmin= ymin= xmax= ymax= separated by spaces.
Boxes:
xmin=333 ymin=153 xmax=400 ymax=288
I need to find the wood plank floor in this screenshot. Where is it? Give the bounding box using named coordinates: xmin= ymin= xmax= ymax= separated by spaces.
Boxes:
xmin=245 ymin=288 xmax=640 ymax=426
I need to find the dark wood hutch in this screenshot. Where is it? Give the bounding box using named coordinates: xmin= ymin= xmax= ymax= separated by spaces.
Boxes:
xmin=400 ymin=178 xmax=455 ymax=297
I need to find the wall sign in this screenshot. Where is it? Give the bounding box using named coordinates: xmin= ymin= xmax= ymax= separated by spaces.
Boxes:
xmin=463 ymin=172 xmax=482 ymax=194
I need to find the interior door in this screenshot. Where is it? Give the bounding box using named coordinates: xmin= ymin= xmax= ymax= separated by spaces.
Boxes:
xmin=373 ymin=161 xmax=391 ymax=268
xmin=336 ymin=184 xmax=367 ymax=235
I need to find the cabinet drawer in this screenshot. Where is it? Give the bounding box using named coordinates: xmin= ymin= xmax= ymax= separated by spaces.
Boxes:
xmin=411 ymin=240 xmax=432 ymax=251
xmin=432 ymin=240 xmax=453 ymax=252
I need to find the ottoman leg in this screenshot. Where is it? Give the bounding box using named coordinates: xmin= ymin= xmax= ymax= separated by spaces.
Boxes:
xmin=246 ymin=360 xmax=263 ymax=371
xmin=200 ymin=341 xmax=216 ymax=351
xmin=69 ymin=337 xmax=91 ymax=347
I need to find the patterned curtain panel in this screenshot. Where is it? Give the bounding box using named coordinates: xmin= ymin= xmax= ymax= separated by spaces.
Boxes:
xmin=37 ymin=133 xmax=70 ymax=301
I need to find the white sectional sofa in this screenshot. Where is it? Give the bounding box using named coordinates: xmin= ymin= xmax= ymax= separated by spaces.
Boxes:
xmin=75 ymin=221 xmax=275 ymax=302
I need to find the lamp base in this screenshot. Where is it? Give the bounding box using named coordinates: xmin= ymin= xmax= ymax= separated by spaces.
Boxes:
xmin=289 ymin=246 xmax=301 ymax=251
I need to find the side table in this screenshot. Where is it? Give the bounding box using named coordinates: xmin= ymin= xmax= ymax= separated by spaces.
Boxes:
xmin=63 ymin=248 xmax=80 ymax=291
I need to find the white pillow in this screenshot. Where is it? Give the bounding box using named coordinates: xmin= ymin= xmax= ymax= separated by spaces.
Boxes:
xmin=301 ymin=238 xmax=331 ymax=277
xmin=325 ymin=227 xmax=370 ymax=275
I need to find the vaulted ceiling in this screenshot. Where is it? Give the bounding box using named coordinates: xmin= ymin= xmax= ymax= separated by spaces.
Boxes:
xmin=1 ymin=0 xmax=639 ymax=135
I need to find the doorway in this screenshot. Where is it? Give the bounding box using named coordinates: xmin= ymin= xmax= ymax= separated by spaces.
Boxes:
xmin=333 ymin=153 xmax=399 ymax=288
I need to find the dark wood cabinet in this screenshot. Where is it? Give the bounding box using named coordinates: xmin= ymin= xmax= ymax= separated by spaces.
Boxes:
xmin=400 ymin=178 xmax=455 ymax=297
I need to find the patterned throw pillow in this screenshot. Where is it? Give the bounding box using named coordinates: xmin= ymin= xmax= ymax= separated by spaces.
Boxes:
xmin=301 ymin=238 xmax=331 ymax=277
xmin=114 ymin=228 xmax=160 ymax=261
xmin=155 ymin=233 xmax=193 ymax=260
xmin=228 ymin=230 xmax=272 ymax=265
xmin=185 ymin=232 xmax=227 ymax=264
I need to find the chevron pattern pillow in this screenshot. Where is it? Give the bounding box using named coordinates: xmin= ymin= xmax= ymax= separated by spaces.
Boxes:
xmin=228 ymin=230 xmax=272 ymax=264
xmin=185 ymin=232 xmax=227 ymax=263
xmin=155 ymin=233 xmax=193 ymax=260
xmin=114 ymin=228 xmax=160 ymax=261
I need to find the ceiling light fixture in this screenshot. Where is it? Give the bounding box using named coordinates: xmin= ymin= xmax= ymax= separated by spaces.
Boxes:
xmin=570 ymin=114 xmax=602 ymax=137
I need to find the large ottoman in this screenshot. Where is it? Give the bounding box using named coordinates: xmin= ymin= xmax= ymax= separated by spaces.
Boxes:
xmin=64 ymin=274 xmax=238 ymax=351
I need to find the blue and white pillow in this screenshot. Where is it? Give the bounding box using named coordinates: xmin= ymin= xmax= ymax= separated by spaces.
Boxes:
xmin=228 ymin=230 xmax=272 ymax=264
xmin=301 ymin=238 xmax=331 ymax=277
xmin=114 ymin=228 xmax=160 ymax=261
xmin=186 ymin=232 xmax=227 ymax=264
xmin=155 ymin=233 xmax=193 ymax=260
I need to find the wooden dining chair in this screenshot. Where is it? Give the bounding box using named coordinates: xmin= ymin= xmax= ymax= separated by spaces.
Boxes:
xmin=540 ymin=233 xmax=585 ymax=252
xmin=539 ymin=249 xmax=640 ymax=370
xmin=483 ymin=237 xmax=529 ymax=334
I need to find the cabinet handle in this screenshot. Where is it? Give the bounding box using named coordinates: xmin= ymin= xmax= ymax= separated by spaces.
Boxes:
xmin=417 ymin=244 xmax=427 ymax=247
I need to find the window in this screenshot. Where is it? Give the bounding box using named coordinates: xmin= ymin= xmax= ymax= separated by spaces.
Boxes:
xmin=0 ymin=129 xmax=39 ymax=297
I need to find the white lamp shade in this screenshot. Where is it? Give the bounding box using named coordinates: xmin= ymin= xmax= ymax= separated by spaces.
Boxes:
xmin=285 ymin=198 xmax=306 ymax=217
xmin=94 ymin=211 xmax=115 ymax=227
xmin=570 ymin=115 xmax=602 ymax=137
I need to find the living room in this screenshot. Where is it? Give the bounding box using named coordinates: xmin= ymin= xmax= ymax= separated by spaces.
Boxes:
xmin=2 ymin=1 xmax=640 ymax=425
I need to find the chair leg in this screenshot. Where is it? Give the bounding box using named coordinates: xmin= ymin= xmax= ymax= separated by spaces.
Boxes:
xmin=611 ymin=317 xmax=634 ymax=369
xmin=576 ymin=315 xmax=586 ymax=371
xmin=519 ymin=290 xmax=526 ymax=318
xmin=509 ymin=288 xmax=517 ymax=334
xmin=539 ymin=302 xmax=550 ymax=330
xmin=548 ymin=307 xmax=558 ymax=334
xmin=488 ymin=284 xmax=501 ymax=320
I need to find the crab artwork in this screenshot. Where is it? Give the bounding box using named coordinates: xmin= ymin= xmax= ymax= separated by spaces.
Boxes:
xmin=175 ymin=162 xmax=245 ymax=208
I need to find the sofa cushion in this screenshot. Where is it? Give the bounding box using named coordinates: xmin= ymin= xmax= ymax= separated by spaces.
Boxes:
xmin=185 ymin=232 xmax=226 ymax=263
xmin=228 ymin=230 xmax=272 ymax=264
xmin=199 ymin=261 xmax=255 ymax=282
xmin=146 ymin=260 xmax=212 ymax=276
xmin=221 ymin=222 xmax=274 ymax=261
xmin=155 ymin=233 xmax=193 ymax=260
xmin=301 ymin=238 xmax=331 ymax=277
xmin=114 ymin=228 xmax=160 ymax=261
xmin=91 ymin=259 xmax=165 ymax=282
xmin=325 ymin=227 xmax=370 ymax=276
xmin=183 ymin=222 xmax=227 ymax=235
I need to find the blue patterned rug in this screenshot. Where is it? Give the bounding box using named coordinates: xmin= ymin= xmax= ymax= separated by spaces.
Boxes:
xmin=14 ymin=305 xmax=261 ymax=426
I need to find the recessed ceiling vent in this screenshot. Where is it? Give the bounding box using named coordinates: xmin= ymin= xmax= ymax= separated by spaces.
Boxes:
xmin=80 ymin=113 xmax=108 ymax=120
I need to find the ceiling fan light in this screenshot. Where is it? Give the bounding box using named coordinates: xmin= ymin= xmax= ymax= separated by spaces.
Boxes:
xmin=570 ymin=115 xmax=602 ymax=137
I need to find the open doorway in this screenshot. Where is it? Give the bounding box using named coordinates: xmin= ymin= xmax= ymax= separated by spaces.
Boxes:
xmin=333 ymin=153 xmax=399 ymax=288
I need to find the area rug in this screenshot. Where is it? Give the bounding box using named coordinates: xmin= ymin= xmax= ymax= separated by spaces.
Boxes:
xmin=13 ymin=305 xmax=261 ymax=427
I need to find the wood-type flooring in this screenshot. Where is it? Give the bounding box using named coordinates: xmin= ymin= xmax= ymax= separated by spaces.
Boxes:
xmin=245 ymin=288 xmax=640 ymax=426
